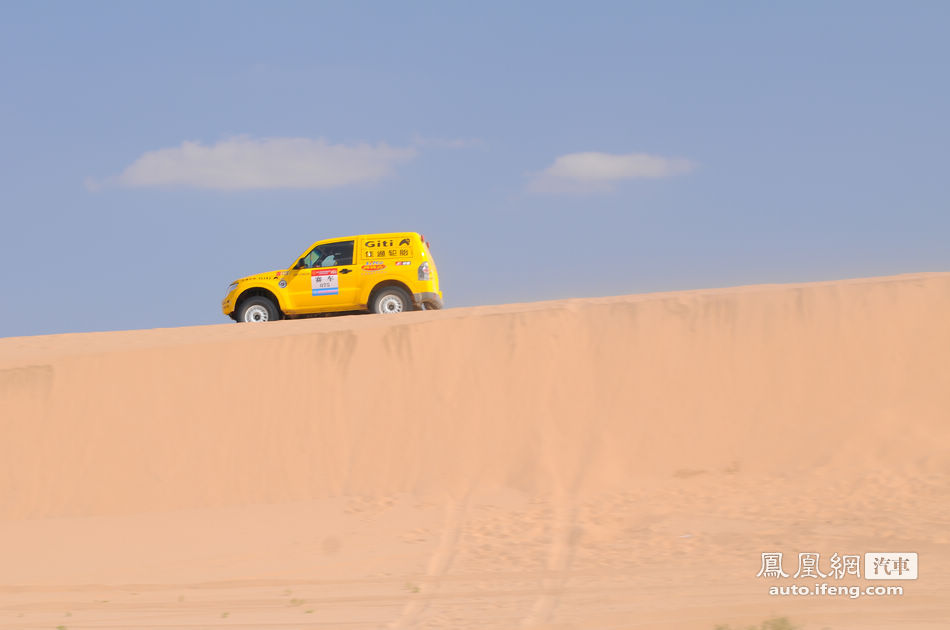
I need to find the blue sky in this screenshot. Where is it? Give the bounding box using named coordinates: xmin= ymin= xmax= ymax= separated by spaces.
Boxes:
xmin=1 ymin=1 xmax=947 ymax=337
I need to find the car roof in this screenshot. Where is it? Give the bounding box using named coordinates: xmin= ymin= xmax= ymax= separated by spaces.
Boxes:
xmin=311 ymin=232 xmax=420 ymax=244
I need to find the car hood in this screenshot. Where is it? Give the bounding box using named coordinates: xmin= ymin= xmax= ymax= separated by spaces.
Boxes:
xmin=238 ymin=269 xmax=288 ymax=284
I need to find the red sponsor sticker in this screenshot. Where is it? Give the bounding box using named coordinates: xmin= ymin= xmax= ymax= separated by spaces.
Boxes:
xmin=362 ymin=262 xmax=386 ymax=271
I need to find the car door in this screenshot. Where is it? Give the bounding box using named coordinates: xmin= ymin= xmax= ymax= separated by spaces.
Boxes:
xmin=285 ymin=240 xmax=360 ymax=313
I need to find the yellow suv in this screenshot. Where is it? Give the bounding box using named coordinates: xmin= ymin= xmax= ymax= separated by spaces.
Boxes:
xmin=222 ymin=232 xmax=443 ymax=322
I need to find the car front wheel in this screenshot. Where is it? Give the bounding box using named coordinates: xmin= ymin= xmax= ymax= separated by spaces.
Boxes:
xmin=238 ymin=296 xmax=279 ymax=322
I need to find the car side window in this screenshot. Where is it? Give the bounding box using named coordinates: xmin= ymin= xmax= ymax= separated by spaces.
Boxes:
xmin=302 ymin=247 xmax=323 ymax=268
xmin=304 ymin=240 xmax=354 ymax=268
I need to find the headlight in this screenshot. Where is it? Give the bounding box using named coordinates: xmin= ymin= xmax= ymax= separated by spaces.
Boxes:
xmin=227 ymin=282 xmax=239 ymax=294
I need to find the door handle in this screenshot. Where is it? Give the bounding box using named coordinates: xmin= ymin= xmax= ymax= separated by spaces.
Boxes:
xmin=339 ymin=268 xmax=353 ymax=274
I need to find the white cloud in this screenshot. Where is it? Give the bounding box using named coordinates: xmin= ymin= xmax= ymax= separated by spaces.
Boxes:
xmin=93 ymin=136 xmax=418 ymax=190
xmin=529 ymin=151 xmax=695 ymax=193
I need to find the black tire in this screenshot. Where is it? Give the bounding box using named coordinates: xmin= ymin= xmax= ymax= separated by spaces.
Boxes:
xmin=237 ymin=296 xmax=279 ymax=323
xmin=371 ymin=286 xmax=412 ymax=314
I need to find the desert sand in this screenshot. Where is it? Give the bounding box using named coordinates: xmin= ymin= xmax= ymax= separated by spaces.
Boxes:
xmin=1 ymin=272 xmax=948 ymax=629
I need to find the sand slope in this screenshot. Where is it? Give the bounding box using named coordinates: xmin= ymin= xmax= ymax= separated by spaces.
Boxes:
xmin=1 ymin=272 xmax=948 ymax=629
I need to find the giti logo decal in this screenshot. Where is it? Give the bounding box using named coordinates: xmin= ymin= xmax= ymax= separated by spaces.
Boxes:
xmin=361 ymin=261 xmax=386 ymax=272
xmin=364 ymin=238 xmax=394 ymax=248
xmin=363 ymin=237 xmax=412 ymax=248
xmin=395 ymin=260 xmax=411 ymax=266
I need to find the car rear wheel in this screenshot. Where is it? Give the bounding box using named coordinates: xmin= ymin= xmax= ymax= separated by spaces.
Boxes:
xmin=371 ymin=287 xmax=411 ymax=314
xmin=238 ymin=296 xmax=279 ymax=322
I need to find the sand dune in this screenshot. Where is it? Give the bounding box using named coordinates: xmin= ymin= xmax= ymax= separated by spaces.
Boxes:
xmin=1 ymin=272 xmax=948 ymax=629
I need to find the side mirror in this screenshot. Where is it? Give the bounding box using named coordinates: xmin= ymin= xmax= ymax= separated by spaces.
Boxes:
xmin=293 ymin=260 xmax=305 ymax=270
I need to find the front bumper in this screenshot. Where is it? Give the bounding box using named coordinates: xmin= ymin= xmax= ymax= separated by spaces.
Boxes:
xmin=222 ymin=293 xmax=237 ymax=316
xmin=413 ymin=291 xmax=443 ymax=310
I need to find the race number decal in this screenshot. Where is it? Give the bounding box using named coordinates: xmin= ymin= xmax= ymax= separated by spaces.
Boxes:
xmin=311 ymin=269 xmax=339 ymax=296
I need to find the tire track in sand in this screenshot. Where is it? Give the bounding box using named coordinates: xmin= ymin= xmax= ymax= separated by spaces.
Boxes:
xmin=386 ymin=490 xmax=471 ymax=629
xmin=518 ymin=496 xmax=580 ymax=629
